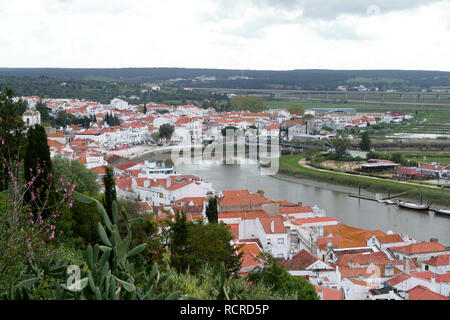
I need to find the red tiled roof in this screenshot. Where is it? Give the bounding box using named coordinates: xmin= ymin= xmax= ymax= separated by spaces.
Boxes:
xmin=436 ymin=272 xmax=450 ymax=284
xmin=410 ymin=271 xmax=438 ymax=282
xmin=419 ymin=164 xmax=444 ymax=171
xmin=338 ymin=252 xmax=391 ymax=267
xmin=391 ymin=242 xmax=446 ymax=255
xmin=175 ymin=197 xmax=206 ymax=206
xmin=422 ymin=254 xmax=450 ymax=267
xmin=408 ymin=285 xmax=449 ymax=300
xmin=376 ymin=234 xmax=404 ymax=244
xmin=114 ymin=161 xmax=138 ymax=171
xmin=387 ymin=272 xmax=411 ymax=286
xmin=258 ymin=216 xmax=286 ymax=234
xmin=278 ymin=249 xmax=321 ymax=271
xmin=315 ymin=286 xmax=342 ymax=300
xmin=237 ymin=243 xmax=264 ymax=270
xmin=219 ymin=190 xmax=273 ymax=207
xmin=339 ymin=266 xmax=377 ymax=279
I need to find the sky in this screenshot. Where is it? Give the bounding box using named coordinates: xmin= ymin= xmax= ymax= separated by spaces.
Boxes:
xmin=0 ymin=0 xmax=450 ymax=71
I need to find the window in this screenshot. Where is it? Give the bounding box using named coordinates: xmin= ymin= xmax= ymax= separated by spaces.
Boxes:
xmin=425 ymin=265 xmax=429 ymax=271
xmin=277 ymin=254 xmax=284 ymax=258
xmin=278 ymin=238 xmax=284 ymax=244
xmin=267 ymin=239 xmax=271 ymax=245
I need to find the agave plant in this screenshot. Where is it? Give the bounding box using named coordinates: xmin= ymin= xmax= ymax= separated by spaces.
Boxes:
xmin=7 ymin=191 xmax=197 ymax=300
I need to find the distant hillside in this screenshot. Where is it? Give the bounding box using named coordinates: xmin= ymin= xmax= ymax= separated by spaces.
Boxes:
xmin=1 ymin=68 xmax=450 ymax=90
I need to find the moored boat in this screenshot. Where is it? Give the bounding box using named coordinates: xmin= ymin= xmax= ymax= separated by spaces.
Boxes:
xmin=433 ymin=208 xmax=450 ymax=216
xmin=396 ymin=199 xmax=429 ymax=211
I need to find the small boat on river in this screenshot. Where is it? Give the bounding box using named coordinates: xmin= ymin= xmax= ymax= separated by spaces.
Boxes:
xmin=396 ymin=199 xmax=429 ymax=211
xmin=433 ymin=208 xmax=450 ymax=216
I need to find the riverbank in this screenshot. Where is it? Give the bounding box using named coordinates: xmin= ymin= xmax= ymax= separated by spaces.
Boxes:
xmin=279 ymin=154 xmax=450 ymax=207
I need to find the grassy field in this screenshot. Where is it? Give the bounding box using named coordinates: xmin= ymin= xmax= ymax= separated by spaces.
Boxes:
xmin=404 ymin=152 xmax=450 ymax=166
xmin=279 ymin=154 xmax=450 ymax=207
xmin=264 ymin=99 xmax=450 ymax=134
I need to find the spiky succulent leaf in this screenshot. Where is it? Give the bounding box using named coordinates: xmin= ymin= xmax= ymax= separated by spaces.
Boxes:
xmin=98 ymin=222 xmax=112 ymax=246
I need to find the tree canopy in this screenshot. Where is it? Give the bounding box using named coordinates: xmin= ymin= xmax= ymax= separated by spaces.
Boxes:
xmin=229 ymin=96 xmax=264 ymax=112
xmin=286 ymin=103 xmax=305 ymax=116
xmin=359 ymin=131 xmax=372 ymax=151
xmin=159 ymin=123 xmax=175 ymax=140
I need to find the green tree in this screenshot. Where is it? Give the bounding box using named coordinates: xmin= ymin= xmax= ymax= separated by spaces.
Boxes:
xmin=186 ymin=222 xmax=242 ymax=275
xmin=303 ymin=114 xmax=315 ymax=120
xmin=36 ymin=101 xmax=51 ymax=123
xmin=205 ymin=197 xmax=218 ymax=223
xmin=229 ymin=96 xmax=264 ymax=112
xmin=101 ymin=166 xmax=117 ymax=221
xmin=221 ymin=126 xmax=241 ymax=137
xmin=159 ymin=124 xmax=174 ymax=140
xmin=331 ymin=136 xmax=350 ymax=159
xmin=52 ymin=156 xmax=99 ymax=196
xmin=359 ymin=131 xmax=372 ymax=151
xmin=23 ymin=124 xmax=53 ymax=215
xmin=248 ymin=254 xmax=318 ymax=300
xmin=151 ymin=132 xmax=160 ymax=143
xmin=391 ymin=152 xmax=407 ymax=165
xmin=53 ymin=110 xmax=76 ymax=128
xmin=169 ymin=211 xmax=189 ymax=272
xmin=286 ymin=104 xmax=305 ymax=116
xmin=0 ymin=87 xmax=26 ymax=191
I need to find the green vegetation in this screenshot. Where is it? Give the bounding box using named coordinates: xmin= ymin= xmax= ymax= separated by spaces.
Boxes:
xmin=205 ymin=197 xmax=218 ymax=223
xmin=0 ymin=87 xmax=26 ymax=190
xmin=159 ymin=123 xmax=175 ymax=140
xmin=359 ymin=131 xmax=372 ymax=151
xmin=286 ymin=103 xmax=305 ymax=115
xmin=346 ymin=77 xmax=406 ymax=84
xmin=330 ymin=136 xmax=350 ymax=159
xmin=248 ymin=254 xmax=318 ymax=300
xmin=229 ymin=96 xmax=264 ymax=112
xmin=279 ymin=154 xmax=450 ymax=206
xmin=101 ymin=167 xmax=117 ymax=222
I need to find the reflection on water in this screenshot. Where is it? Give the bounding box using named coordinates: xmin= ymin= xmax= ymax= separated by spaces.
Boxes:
xmin=176 ymin=161 xmax=450 ymax=246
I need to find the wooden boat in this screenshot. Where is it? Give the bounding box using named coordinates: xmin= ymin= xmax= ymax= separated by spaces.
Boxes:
xmin=433 ymin=208 xmax=450 ymax=216
xmin=396 ymin=199 xmax=429 ymax=211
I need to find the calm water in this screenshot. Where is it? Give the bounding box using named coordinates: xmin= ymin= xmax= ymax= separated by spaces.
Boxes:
xmin=175 ymin=160 xmax=450 ymax=246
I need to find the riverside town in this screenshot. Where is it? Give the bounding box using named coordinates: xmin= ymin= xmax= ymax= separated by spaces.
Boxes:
xmin=1 ymin=0 xmax=450 ymax=307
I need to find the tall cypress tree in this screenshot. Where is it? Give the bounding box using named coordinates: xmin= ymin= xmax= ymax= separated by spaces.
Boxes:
xmin=24 ymin=124 xmax=53 ymax=215
xmin=205 ymin=196 xmax=218 ymax=224
xmin=0 ymin=87 xmax=26 ymax=191
xmin=102 ymin=166 xmax=117 ymax=221
xmin=359 ymin=131 xmax=372 ymax=151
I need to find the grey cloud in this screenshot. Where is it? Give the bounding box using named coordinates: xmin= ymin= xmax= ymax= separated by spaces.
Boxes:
xmin=310 ymin=21 xmax=368 ymax=41
xmin=212 ymin=0 xmax=445 ymax=20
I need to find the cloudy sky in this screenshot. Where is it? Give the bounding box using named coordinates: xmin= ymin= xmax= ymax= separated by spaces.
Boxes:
xmin=1 ymin=0 xmax=450 ymax=71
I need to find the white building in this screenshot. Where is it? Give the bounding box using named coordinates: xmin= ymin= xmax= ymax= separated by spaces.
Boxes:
xmin=23 ymin=108 xmax=41 ymax=126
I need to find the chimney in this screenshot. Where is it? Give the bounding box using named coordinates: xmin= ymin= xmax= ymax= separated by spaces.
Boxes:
xmin=257 ymin=189 xmax=265 ymax=198
xmin=143 ymin=180 xmax=149 ymax=188
xmin=431 ymin=276 xmax=435 ymax=284
xmin=167 ymin=177 xmax=171 ymax=188
xmin=270 ymin=220 xmax=275 ymax=233
xmin=430 ymin=238 xmax=438 ymax=243
xmin=297 ymin=201 xmax=303 ymax=206
xmin=405 ymin=258 xmax=410 ymax=274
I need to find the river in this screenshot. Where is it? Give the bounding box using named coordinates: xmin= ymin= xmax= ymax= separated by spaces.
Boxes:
xmin=173 ymin=159 xmax=450 ymax=246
